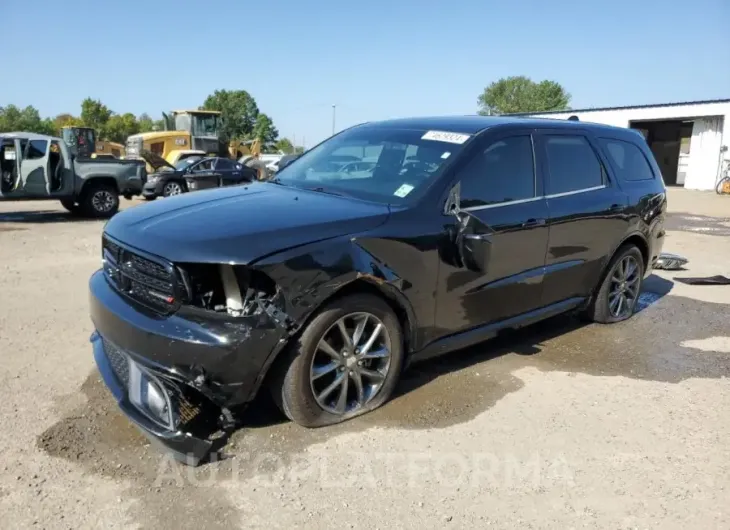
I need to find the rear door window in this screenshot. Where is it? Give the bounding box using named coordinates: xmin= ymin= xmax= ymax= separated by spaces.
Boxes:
xmin=215 ymin=158 xmax=233 ymax=170
xmin=458 ymin=135 xmax=536 ymax=208
xmin=543 ymin=135 xmax=605 ymax=195
xmin=598 ymin=138 xmax=655 ymax=181
xmin=25 ymin=140 xmax=48 ymax=160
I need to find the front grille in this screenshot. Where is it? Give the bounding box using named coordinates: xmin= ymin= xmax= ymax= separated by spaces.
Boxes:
xmin=102 ymin=235 xmax=180 ymax=314
xmin=103 ymin=338 xmax=130 ymax=387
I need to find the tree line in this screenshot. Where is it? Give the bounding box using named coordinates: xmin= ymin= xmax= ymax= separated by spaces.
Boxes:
xmin=0 ymin=90 xmax=303 ymax=154
xmin=0 ymin=77 xmax=571 ymax=156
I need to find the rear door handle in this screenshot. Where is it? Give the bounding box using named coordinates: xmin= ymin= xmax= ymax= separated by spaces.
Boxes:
xmin=609 ymin=204 xmax=623 ymax=212
xmin=522 ymin=218 xmax=546 ymax=227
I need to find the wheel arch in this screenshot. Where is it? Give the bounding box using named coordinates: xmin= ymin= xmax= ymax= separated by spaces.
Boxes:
xmin=587 ymin=231 xmax=650 ymax=306
xmin=250 ymin=276 xmax=417 ymax=404
xmin=80 ymin=176 xmax=120 ymax=196
xmin=163 ymin=177 xmax=188 ymax=192
xmin=616 ymin=232 xmax=650 ymax=270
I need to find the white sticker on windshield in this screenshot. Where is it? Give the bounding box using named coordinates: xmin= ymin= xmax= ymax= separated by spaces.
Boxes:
xmin=394 ymin=184 xmax=414 ymax=198
xmin=3 ymin=150 xmax=16 ymax=160
xmin=421 ymin=130 xmax=471 ymax=144
xmin=441 ymin=151 xmax=451 ymax=159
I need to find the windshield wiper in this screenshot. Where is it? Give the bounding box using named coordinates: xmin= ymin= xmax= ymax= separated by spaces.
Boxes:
xmin=303 ymin=186 xmax=348 ymax=198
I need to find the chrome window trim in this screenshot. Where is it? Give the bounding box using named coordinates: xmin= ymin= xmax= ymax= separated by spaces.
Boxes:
xmin=461 ymin=184 xmax=606 ymax=212
xmin=544 ymin=184 xmax=606 ymax=199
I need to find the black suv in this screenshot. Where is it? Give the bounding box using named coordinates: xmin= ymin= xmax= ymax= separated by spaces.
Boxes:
xmin=89 ymin=116 xmax=666 ymax=463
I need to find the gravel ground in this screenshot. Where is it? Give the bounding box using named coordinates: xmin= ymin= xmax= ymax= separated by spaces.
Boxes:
xmin=1 ymin=188 xmax=729 ymax=529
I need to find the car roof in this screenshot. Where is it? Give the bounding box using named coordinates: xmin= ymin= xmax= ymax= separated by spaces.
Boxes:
xmin=355 ymin=115 xmax=634 ymax=137
xmin=0 ymin=131 xmax=61 ymax=141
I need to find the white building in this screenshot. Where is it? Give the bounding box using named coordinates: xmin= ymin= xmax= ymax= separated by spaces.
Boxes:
xmin=521 ymin=98 xmax=730 ymax=191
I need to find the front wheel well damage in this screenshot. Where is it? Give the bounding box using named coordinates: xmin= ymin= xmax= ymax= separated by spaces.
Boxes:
xmin=253 ymin=278 xmax=414 ymax=402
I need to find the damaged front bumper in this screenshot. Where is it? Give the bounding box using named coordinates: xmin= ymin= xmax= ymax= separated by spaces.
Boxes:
xmin=91 ymin=331 xmax=216 ymax=464
xmin=88 ymin=269 xmax=288 ymax=465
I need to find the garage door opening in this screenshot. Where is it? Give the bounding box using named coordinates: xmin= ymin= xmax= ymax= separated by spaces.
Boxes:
xmin=630 ymin=116 xmax=724 ymax=188
xmin=630 ymin=119 xmax=693 ymax=186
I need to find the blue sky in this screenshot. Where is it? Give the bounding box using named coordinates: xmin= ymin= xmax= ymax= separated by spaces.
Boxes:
xmin=3 ymin=0 xmax=728 ymax=147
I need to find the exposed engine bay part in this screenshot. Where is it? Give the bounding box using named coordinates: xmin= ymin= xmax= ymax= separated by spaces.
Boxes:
xmin=220 ymin=264 xmax=244 ymax=315
xmin=654 ymin=252 xmax=689 ymax=270
xmin=182 ymin=263 xmax=293 ymax=329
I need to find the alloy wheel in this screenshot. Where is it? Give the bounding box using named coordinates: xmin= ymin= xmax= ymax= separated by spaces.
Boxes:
xmin=309 ymin=312 xmax=392 ymax=416
xmin=163 ymin=182 xmax=183 ymax=196
xmin=608 ymin=255 xmax=641 ymax=318
xmin=92 ymin=190 xmax=116 ymax=213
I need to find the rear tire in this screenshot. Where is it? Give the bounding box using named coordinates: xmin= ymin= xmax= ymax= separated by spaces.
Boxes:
xmin=272 ymin=294 xmax=404 ymax=428
xmin=79 ymin=183 xmax=120 ymax=219
xmin=583 ymin=244 xmax=644 ymax=324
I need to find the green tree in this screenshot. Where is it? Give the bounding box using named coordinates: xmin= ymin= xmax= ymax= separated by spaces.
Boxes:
xmin=80 ymin=97 xmax=113 ymax=133
xmin=137 ymin=113 xmax=165 ymax=133
xmin=477 ymin=76 xmax=571 ymax=115
xmin=201 ymin=89 xmax=260 ymax=140
xmin=252 ymin=113 xmax=278 ymax=143
xmin=104 ymin=112 xmax=140 ymax=143
xmin=0 ymin=105 xmax=55 ymax=135
xmin=52 ymin=113 xmax=83 ymax=134
xmin=275 ymin=137 xmax=294 ymax=154
xmin=137 ymin=113 xmax=155 ymax=133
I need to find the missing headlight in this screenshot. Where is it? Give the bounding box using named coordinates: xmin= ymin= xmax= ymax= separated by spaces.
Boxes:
xmin=180 ymin=263 xmax=279 ymax=318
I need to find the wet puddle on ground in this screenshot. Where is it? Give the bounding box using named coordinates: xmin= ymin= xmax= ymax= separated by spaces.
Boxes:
xmin=37 ymin=275 xmax=730 ymax=528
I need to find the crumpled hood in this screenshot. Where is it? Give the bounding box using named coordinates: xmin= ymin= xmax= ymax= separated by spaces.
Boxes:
xmin=104 ymin=182 xmax=391 ymax=264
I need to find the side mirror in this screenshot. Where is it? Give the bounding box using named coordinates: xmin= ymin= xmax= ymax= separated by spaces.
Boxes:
xmin=444 ymin=182 xmax=489 ymax=272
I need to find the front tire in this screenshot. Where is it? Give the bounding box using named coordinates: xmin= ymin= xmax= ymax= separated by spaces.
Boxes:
xmin=273 ymin=294 xmax=404 ymax=427
xmin=162 ymin=181 xmax=184 ymax=197
xmin=80 ymin=183 xmax=120 ymax=219
xmin=584 ymin=244 xmax=644 ymax=324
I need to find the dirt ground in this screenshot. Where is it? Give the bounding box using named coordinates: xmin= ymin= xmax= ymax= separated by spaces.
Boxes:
xmin=1 ymin=188 xmax=729 ymax=529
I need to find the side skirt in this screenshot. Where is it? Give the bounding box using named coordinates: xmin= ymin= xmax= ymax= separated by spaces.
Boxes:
xmin=409 ymin=297 xmax=585 ymax=364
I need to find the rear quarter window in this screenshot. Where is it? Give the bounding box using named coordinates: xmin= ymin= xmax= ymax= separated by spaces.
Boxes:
xmin=598 ymin=138 xmax=655 ymax=182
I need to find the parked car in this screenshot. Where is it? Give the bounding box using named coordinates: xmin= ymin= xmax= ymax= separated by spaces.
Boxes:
xmin=0 ymin=132 xmax=145 ymax=217
xmin=140 ymin=151 xmax=257 ymax=199
xmin=89 ymin=115 xmax=667 ymax=463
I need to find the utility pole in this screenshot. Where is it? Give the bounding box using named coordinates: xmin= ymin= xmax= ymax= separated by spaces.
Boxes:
xmin=331 ymin=104 xmax=336 ymax=136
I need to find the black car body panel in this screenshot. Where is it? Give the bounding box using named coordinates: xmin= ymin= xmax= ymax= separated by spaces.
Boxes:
xmin=89 ymin=116 xmax=667 ymax=463
xmin=107 ymin=183 xmax=392 ymax=264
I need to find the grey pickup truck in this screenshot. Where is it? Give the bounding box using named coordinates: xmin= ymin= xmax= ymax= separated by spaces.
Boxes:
xmin=0 ymin=132 xmax=146 ymax=218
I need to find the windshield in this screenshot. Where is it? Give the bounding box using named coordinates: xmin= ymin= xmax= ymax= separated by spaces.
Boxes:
xmin=174 ymin=114 xmax=192 ymax=132
xmin=192 ymin=114 xmax=221 ymax=137
xmin=174 ymin=157 xmax=202 ymax=170
xmin=273 ymin=126 xmax=470 ymax=204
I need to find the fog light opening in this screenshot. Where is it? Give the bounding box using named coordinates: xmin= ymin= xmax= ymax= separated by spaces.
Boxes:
xmin=128 ymin=360 xmax=174 ymax=430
